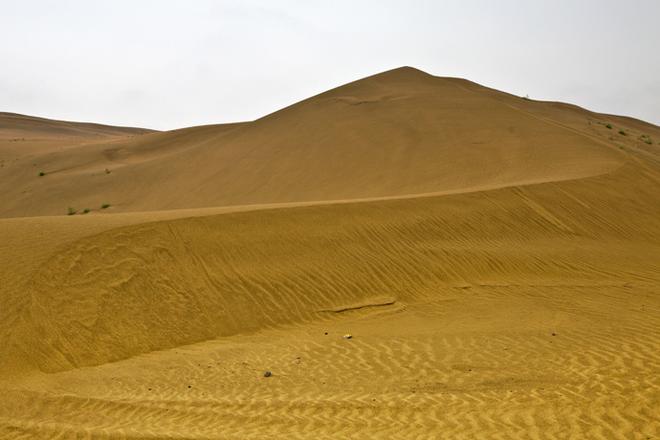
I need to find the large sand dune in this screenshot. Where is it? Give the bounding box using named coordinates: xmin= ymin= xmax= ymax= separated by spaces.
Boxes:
xmin=0 ymin=67 xmax=625 ymax=218
xmin=1 ymin=67 xmax=659 ymax=439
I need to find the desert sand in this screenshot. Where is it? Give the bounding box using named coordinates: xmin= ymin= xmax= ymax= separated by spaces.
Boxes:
xmin=0 ymin=67 xmax=658 ymax=439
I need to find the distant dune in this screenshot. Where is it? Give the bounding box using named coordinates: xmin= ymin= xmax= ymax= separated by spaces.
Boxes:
xmin=1 ymin=67 xmax=659 ymax=439
xmin=0 ymin=111 xmax=154 ymax=140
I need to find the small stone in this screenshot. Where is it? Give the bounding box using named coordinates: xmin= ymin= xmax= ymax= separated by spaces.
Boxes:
xmin=263 ymin=371 xmax=272 ymax=378
xmin=343 ymin=334 xmax=353 ymax=340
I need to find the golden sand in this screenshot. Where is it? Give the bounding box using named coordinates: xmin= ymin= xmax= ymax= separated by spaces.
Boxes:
xmin=0 ymin=67 xmax=658 ymax=439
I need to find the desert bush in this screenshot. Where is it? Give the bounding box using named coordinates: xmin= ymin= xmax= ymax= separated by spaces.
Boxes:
xmin=640 ymin=135 xmax=652 ymax=145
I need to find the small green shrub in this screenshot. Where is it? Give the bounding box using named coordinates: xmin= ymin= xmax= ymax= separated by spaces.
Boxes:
xmin=640 ymin=135 xmax=652 ymax=145
xmin=618 ymin=130 xmax=627 ymax=136
xmin=82 ymin=208 xmax=91 ymax=214
xmin=67 ymin=207 xmax=76 ymax=216
xmin=38 ymin=171 xmax=45 ymax=177
xmin=101 ymin=203 xmax=111 ymax=209
xmin=605 ymin=124 xmax=612 ymax=129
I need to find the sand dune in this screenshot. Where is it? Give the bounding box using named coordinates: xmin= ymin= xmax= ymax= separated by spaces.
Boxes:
xmin=1 ymin=67 xmax=659 ymax=439
xmin=0 ymin=112 xmax=154 ymax=140
xmin=0 ymin=67 xmax=627 ymax=218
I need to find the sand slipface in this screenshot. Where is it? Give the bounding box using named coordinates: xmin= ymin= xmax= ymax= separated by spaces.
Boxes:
xmin=1 ymin=67 xmax=659 ymax=439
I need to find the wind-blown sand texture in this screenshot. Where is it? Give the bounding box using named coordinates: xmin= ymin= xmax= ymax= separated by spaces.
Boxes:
xmin=0 ymin=67 xmax=659 ymax=439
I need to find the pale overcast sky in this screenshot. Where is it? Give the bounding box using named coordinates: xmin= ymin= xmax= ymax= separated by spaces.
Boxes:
xmin=1 ymin=0 xmax=658 ymax=130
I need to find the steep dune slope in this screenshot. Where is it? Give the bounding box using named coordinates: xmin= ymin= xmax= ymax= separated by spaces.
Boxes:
xmin=0 ymin=67 xmax=632 ymax=217
xmin=5 ymin=160 xmax=660 ymax=374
